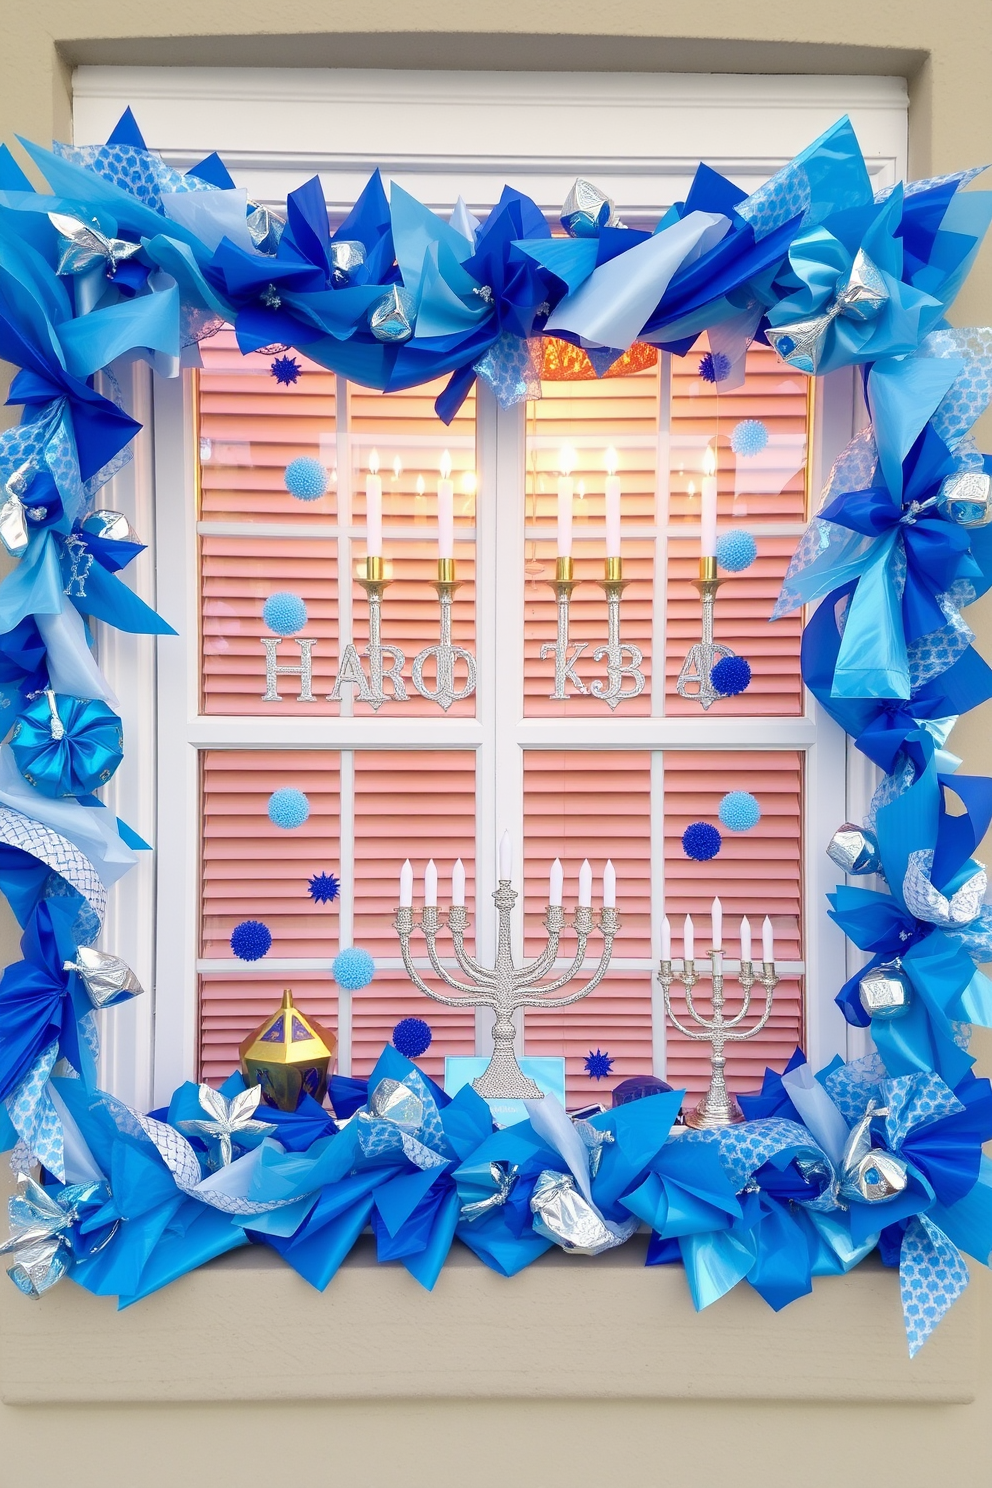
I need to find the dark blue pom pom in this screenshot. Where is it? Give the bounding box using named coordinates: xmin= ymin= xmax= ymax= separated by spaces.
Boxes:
xmin=584 ymin=1048 xmax=614 ymax=1080
xmin=711 ymin=655 xmax=752 ymax=697
xmin=392 ymin=1017 xmax=433 ymax=1058
xmin=307 ymin=871 xmax=340 ymax=905
xmin=699 ymin=350 xmax=732 ymax=384
xmin=271 ymin=355 xmax=302 ymax=385
xmin=231 ymin=919 xmax=272 ymax=961
xmin=682 ymin=822 xmax=722 ymax=861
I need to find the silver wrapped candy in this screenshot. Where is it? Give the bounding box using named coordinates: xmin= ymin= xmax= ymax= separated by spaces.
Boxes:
xmin=858 ymin=959 xmax=912 ymax=1021
xmin=529 ymin=1169 xmax=637 ymax=1255
xmin=246 ymin=202 xmax=285 ymax=254
xmin=560 ymin=178 xmax=621 ymax=237
xmin=329 ymin=240 xmax=366 ymax=284
xmin=460 ymin=1161 xmax=518 ymax=1222
xmin=767 ymin=248 xmax=889 ymax=375
xmin=369 ymin=285 xmax=416 ymax=342
xmin=81 ymin=509 xmax=140 ymax=544
xmin=62 ymin=946 xmax=145 ymax=1010
xmin=827 ymin=823 xmax=883 ymax=877
xmin=839 ymin=1101 xmax=909 ymax=1205
xmin=939 ymin=470 xmax=992 ymax=528
xmin=368 ymin=1076 xmax=424 ymax=1132
xmin=0 ymin=1174 xmax=102 ymax=1297
xmin=48 ymin=211 xmax=141 ymax=279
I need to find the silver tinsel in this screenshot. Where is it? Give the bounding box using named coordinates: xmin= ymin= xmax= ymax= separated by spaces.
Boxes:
xmin=529 ymin=1169 xmax=637 ymax=1255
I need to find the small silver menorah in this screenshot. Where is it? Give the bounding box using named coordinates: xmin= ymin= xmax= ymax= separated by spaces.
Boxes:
xmin=675 ymin=558 xmax=737 ymax=710
xmin=659 ymin=947 xmax=778 ymax=1127
xmin=394 ymin=859 xmax=618 ymax=1100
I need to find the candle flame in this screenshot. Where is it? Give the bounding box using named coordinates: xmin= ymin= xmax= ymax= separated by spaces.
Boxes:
xmin=392 ymin=455 xmax=402 ymax=479
xmin=605 ymin=446 xmax=618 ymax=477
xmin=440 ymin=449 xmax=452 ymax=480
xmin=703 ymin=446 xmax=717 ymax=477
xmin=687 ymin=480 xmax=696 ymax=497
xmin=415 ymin=474 xmax=425 ymax=496
xmin=461 ymin=470 xmax=477 ymax=495
xmin=577 ymin=480 xmax=586 ymax=500
xmin=369 ymin=448 xmax=379 ymax=476
xmin=559 ymin=446 xmax=575 ymax=477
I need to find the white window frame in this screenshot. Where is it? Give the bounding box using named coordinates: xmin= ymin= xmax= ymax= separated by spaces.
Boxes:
xmin=75 ymin=67 xmax=908 ymax=1107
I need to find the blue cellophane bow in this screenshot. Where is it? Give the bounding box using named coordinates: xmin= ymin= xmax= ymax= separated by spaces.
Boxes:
xmin=0 ymin=895 xmax=90 ymax=1103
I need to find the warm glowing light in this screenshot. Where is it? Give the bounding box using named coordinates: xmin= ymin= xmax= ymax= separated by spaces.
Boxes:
xmin=369 ymin=448 xmax=379 ymax=476
xmin=392 ymin=455 xmax=402 ymax=479
xmin=461 ymin=470 xmax=477 ymax=495
xmin=577 ymin=480 xmax=586 ymax=500
xmin=687 ymin=480 xmax=697 ymax=497
xmin=605 ymin=446 xmax=618 ymax=477
xmin=703 ymin=446 xmax=717 ymax=478
xmin=415 ymin=474 xmax=425 ymax=496
xmin=440 ymin=449 xmax=452 ymax=480
xmin=559 ymin=446 xmax=575 ymax=477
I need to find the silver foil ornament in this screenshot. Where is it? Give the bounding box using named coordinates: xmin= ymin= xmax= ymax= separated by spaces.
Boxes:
xmin=369 ymin=285 xmax=416 ymax=342
xmin=62 ymin=946 xmax=145 ymax=1010
xmin=367 ymin=1076 xmax=424 ymax=1132
xmin=767 ymin=248 xmax=889 ymax=375
xmin=839 ymin=1101 xmax=909 ymax=1205
xmin=529 ymin=1169 xmax=637 ymax=1255
xmin=859 ymin=959 xmax=913 ymax=1021
xmin=459 ymin=1161 xmax=519 ymax=1222
xmin=827 ymin=823 xmax=883 ymax=877
xmin=0 ymin=1174 xmax=102 ymax=1297
xmin=48 ymin=211 xmax=141 ymax=278
xmin=329 ymin=240 xmax=366 ymax=284
xmin=80 ymin=508 xmax=140 ymax=544
xmin=0 ymin=463 xmax=34 ymax=558
xmin=246 ymin=202 xmax=285 ymax=253
xmin=560 ymin=179 xmax=620 ymax=237
xmin=177 ymin=1083 xmax=276 ymax=1168
xmin=939 ymin=470 xmax=992 ymax=528
xmin=573 ymin=1118 xmax=615 ymax=1179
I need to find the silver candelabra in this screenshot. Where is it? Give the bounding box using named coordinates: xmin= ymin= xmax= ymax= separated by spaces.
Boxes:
xmin=539 ymin=556 xmax=645 ymax=707
xmin=658 ymin=947 xmax=778 ymax=1127
xmin=675 ymin=558 xmax=736 ymax=710
xmin=411 ymin=560 xmax=478 ymax=711
xmin=394 ymin=872 xmax=619 ymax=1101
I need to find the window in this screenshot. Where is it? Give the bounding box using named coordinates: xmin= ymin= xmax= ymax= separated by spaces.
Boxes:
xmin=80 ymin=66 xmax=909 ymax=1108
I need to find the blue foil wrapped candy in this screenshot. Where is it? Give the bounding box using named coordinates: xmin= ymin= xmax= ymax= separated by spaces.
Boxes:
xmin=9 ymin=691 xmax=123 ymax=799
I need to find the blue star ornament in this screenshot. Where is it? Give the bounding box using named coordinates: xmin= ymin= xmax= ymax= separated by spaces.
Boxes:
xmin=307 ymin=871 xmax=340 ymax=905
xmin=584 ymin=1048 xmax=615 ymax=1080
xmin=271 ymin=355 xmax=302 ymax=385
xmin=178 ymin=1084 xmax=277 ymax=1168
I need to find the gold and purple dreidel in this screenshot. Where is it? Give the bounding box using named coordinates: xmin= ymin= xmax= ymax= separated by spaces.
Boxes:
xmin=240 ymin=988 xmax=337 ymax=1111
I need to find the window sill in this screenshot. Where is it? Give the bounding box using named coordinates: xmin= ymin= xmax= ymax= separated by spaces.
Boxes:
xmin=0 ymin=1236 xmax=977 ymax=1405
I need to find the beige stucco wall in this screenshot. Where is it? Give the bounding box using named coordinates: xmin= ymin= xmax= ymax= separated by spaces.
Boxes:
xmin=0 ymin=5 xmax=991 ymax=1485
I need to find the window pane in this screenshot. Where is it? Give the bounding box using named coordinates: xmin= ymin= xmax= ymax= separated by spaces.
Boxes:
xmin=663 ymin=750 xmax=804 ymax=1095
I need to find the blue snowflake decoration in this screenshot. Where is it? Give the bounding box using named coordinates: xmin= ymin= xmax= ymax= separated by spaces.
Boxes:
xmin=392 ymin=1017 xmax=433 ymax=1058
xmin=584 ymin=1048 xmax=615 ymax=1080
xmin=730 ymin=419 xmax=769 ymax=457
xmin=268 ymin=788 xmax=310 ymax=829
xmin=719 ymin=791 xmax=761 ymax=832
xmin=332 ymin=946 xmax=376 ymax=991
xmin=711 ymin=655 xmax=752 ymax=697
xmin=262 ymin=591 xmax=308 ymax=636
xmin=230 ymin=919 xmax=272 ymax=962
xmin=699 ymin=350 xmax=732 ymax=384
xmin=284 ymin=456 xmax=329 ymax=502
xmin=716 ymin=529 xmax=758 ymax=573
xmin=271 ymin=355 xmax=302 ymax=386
xmin=307 ymin=871 xmax=340 ymax=905
xmin=682 ymin=822 xmax=722 ymax=861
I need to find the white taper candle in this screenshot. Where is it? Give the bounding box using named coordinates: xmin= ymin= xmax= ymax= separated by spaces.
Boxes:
xmin=762 ymin=915 xmax=774 ymax=964
xmin=399 ymin=859 xmax=413 ymax=908
xmin=605 ymin=447 xmax=621 ymax=559
xmin=603 ymin=859 xmax=616 ymax=908
xmin=438 ymin=449 xmax=454 ymax=561
xmin=700 ymin=446 xmax=717 ymax=559
xmin=683 ymin=914 xmax=694 ymax=962
xmin=557 ymin=448 xmax=574 ymax=558
xmin=424 ymin=859 xmax=438 ymax=906
xmin=366 ymin=449 xmax=383 ymax=558
xmin=451 ymin=858 xmax=466 ymax=907
xmin=711 ymin=895 xmax=723 ymax=951
xmin=549 ymin=858 xmax=564 ymax=907
xmin=740 ymin=915 xmax=752 ymax=963
xmin=578 ymin=859 xmax=592 ymax=907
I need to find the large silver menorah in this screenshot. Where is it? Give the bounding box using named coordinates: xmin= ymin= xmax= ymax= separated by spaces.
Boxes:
xmin=659 ymin=947 xmax=778 ymax=1127
xmin=394 ymin=872 xmax=619 ymax=1100
xmin=675 ymin=558 xmax=737 ymax=710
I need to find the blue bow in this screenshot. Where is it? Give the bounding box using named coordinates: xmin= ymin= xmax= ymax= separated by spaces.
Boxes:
xmin=0 ymin=895 xmax=89 ymax=1102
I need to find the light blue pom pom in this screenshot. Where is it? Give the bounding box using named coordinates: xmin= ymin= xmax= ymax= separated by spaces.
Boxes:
xmin=719 ymin=791 xmax=761 ymax=832
xmin=262 ymin=592 xmax=308 ymax=635
xmin=284 ymin=456 xmax=329 ymax=502
xmin=268 ymin=788 xmax=310 ymax=829
xmin=730 ymin=419 xmax=769 ymax=457
xmin=716 ymin=529 xmax=758 ymax=573
xmin=333 ymin=946 xmax=376 ymax=990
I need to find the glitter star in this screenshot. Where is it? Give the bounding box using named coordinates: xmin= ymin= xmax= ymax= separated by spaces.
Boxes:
xmin=261 ymin=282 xmax=283 ymax=309
xmin=271 ymin=355 xmax=302 ymax=386
xmin=307 ymin=871 xmax=340 ymax=905
xmin=584 ymin=1049 xmax=614 ymax=1080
